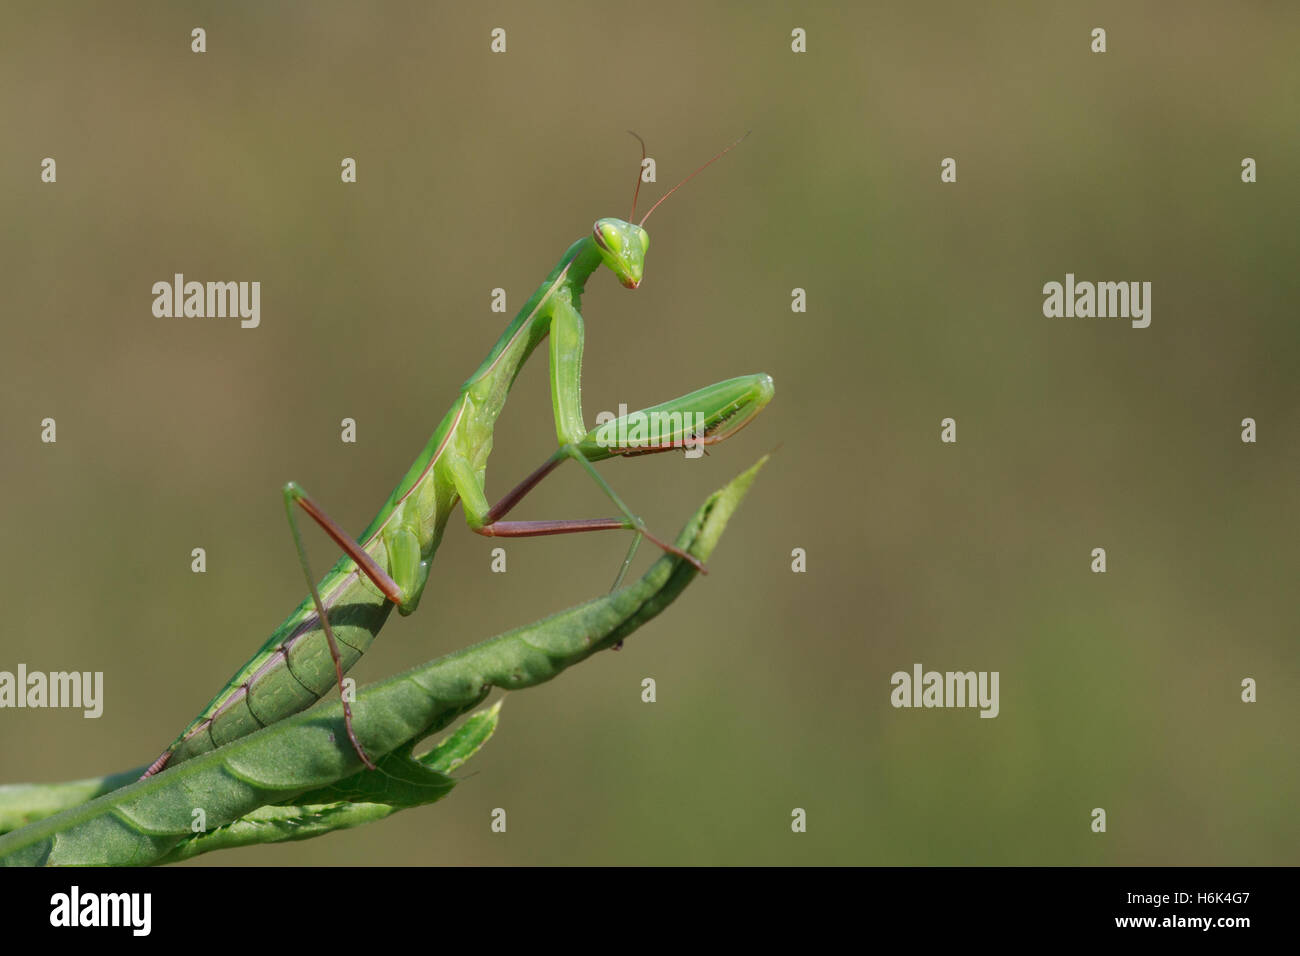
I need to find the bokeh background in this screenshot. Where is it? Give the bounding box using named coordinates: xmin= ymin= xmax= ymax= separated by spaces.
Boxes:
xmin=1 ymin=2 xmax=1296 ymax=865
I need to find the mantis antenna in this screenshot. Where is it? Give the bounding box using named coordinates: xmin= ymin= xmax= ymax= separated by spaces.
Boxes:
xmin=627 ymin=130 xmax=648 ymax=222
xmin=638 ymin=131 xmax=751 ymax=227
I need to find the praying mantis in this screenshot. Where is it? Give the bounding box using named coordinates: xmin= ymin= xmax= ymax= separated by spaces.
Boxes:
xmin=141 ymin=134 xmax=774 ymax=777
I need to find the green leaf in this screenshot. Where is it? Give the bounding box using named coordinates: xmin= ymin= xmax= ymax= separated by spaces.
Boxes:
xmin=154 ymin=702 xmax=503 ymax=863
xmin=0 ymin=769 xmax=145 ymax=837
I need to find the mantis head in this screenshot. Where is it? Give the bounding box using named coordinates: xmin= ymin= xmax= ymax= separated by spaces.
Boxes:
xmin=597 ymin=131 xmax=750 ymax=291
xmin=593 ymin=218 xmax=650 ymax=290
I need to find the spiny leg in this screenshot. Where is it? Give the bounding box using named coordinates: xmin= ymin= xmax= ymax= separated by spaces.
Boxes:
xmin=283 ymin=482 xmax=412 ymax=770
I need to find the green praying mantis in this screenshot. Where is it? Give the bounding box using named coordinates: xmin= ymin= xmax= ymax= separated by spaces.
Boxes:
xmin=142 ymin=134 xmax=774 ymax=777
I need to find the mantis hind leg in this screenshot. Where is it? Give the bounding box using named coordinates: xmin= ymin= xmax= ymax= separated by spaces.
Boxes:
xmin=282 ymin=482 xmax=417 ymax=772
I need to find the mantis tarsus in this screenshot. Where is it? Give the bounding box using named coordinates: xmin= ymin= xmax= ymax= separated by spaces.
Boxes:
xmin=142 ymin=134 xmax=774 ymax=777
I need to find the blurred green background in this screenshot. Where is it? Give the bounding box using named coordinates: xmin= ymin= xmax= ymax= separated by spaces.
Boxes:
xmin=1 ymin=1 xmax=1296 ymax=865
